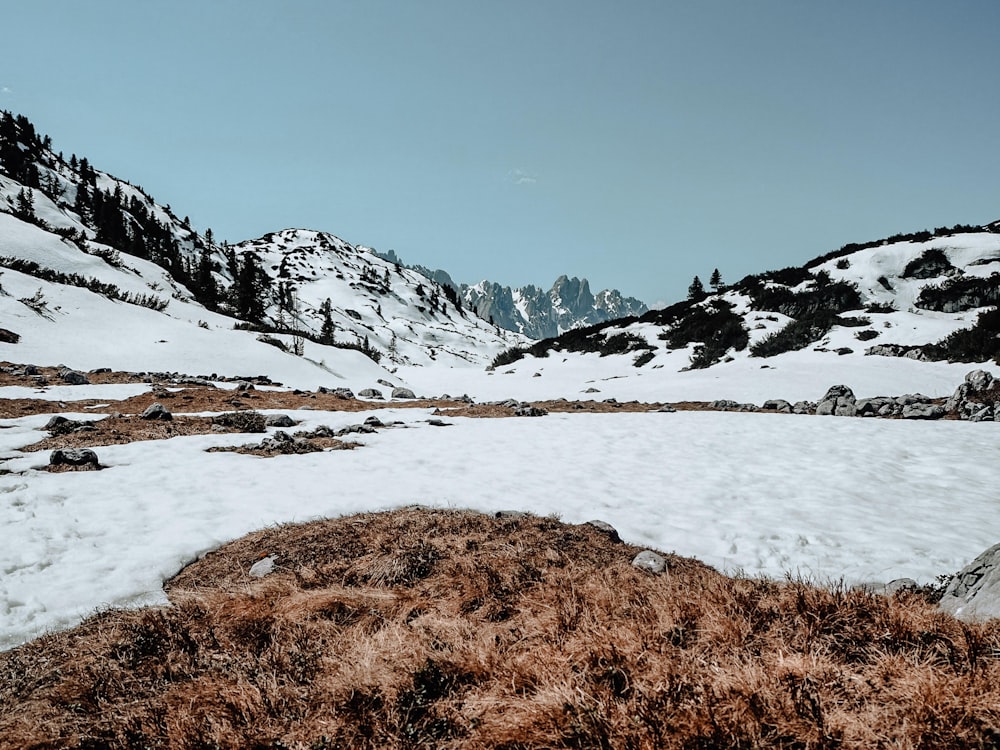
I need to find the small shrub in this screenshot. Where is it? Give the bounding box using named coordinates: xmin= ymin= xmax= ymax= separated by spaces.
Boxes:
xmin=835 ymin=258 xmax=850 ymax=269
xmin=866 ymin=301 xmax=896 ymax=313
xmin=490 ymin=347 xmax=525 ymax=368
xmin=916 ymin=273 xmax=1000 ymax=312
xmin=855 ymin=329 xmax=879 ymax=341
xmin=902 ymin=248 xmax=953 ymax=279
xmin=632 ymin=350 xmax=655 ymax=368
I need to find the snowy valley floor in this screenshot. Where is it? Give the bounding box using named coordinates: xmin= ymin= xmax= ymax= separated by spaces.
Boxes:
xmin=2 ymin=372 xmax=999 ymax=652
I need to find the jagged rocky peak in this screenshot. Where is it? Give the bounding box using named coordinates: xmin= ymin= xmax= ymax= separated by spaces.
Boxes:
xmin=460 ymin=274 xmax=647 ymax=339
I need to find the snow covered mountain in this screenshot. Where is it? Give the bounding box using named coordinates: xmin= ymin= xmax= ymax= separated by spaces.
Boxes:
xmin=461 ymin=275 xmax=647 ymax=339
xmin=375 ymin=249 xmax=648 ymax=338
xmin=0 ymin=111 xmax=522 ymax=380
xmin=452 ymin=225 xmax=1000 ymax=404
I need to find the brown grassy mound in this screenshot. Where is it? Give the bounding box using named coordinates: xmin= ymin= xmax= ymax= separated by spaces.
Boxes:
xmin=2 ymin=509 xmax=1000 ymax=749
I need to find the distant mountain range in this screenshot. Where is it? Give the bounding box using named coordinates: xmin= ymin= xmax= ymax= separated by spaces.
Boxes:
xmin=375 ymin=250 xmax=647 ymax=339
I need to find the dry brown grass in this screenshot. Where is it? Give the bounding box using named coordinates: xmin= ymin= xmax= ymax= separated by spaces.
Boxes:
xmin=2 ymin=508 xmax=999 ymax=749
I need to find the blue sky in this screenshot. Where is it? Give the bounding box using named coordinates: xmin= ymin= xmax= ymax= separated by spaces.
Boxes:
xmin=4 ymin=1 xmax=999 ymax=305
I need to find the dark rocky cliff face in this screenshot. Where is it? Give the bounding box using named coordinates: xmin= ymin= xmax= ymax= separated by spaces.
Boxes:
xmin=462 ymin=275 xmax=647 ymax=339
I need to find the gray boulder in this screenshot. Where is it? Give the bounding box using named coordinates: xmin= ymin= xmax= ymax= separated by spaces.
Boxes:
xmin=358 ymin=388 xmax=384 ymax=399
xmin=318 ymin=386 xmax=355 ymax=399
xmin=762 ymin=399 xmax=792 ymax=413
xmin=939 ymin=543 xmax=1000 ymax=621
xmin=140 ymin=402 xmax=173 ymax=421
xmin=249 ymin=555 xmax=277 ymax=578
xmin=58 ymin=368 xmax=90 ymax=385
xmin=391 ymin=387 xmax=417 ymax=399
xmin=265 ymin=414 xmax=296 ymax=428
xmin=901 ymin=403 xmax=945 ymax=420
xmin=632 ymin=550 xmax=668 ymax=574
xmin=49 ymin=448 xmax=99 ymax=468
xmin=816 ymin=384 xmax=856 ymax=417
xmin=791 ymin=401 xmax=815 ymax=415
xmin=585 ymin=520 xmax=621 ymax=543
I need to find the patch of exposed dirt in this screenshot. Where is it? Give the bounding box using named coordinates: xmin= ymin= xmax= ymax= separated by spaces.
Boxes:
xmin=207 ymin=436 xmax=359 ymax=457
xmin=20 ymin=416 xmax=226 ymax=452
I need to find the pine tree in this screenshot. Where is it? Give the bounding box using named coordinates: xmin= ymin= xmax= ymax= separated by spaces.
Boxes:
xmin=319 ymin=298 xmax=335 ymax=344
xmin=234 ymin=253 xmax=269 ymax=323
xmin=195 ymin=247 xmax=219 ymax=310
xmin=14 ymin=188 xmax=35 ymax=221
xmin=710 ymin=268 xmax=722 ymax=291
xmin=687 ymin=275 xmax=705 ymax=299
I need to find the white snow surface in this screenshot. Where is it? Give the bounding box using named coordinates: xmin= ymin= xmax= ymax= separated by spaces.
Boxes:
xmin=2 ymin=395 xmax=1000 ymax=651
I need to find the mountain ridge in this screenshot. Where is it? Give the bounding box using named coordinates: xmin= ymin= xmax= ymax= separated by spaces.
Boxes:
xmin=374 ymin=249 xmax=648 ymax=339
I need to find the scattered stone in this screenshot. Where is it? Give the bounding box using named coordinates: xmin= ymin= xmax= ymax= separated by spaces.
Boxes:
xmin=234 ymin=381 xmax=255 ymax=392
xmin=358 ymin=388 xmax=384 ymax=399
xmin=212 ymin=411 xmax=266 ymax=432
xmin=901 ymin=403 xmax=945 ymax=420
xmin=88 ymin=367 xmax=111 ymax=374
xmin=514 ymin=405 xmax=548 ymax=417
xmin=391 ymin=387 xmax=417 ymax=399
xmin=495 ymin=510 xmax=530 ymax=519
xmin=49 ymin=448 xmax=99 ymax=468
xmin=264 ymin=414 xmax=296 ymax=428
xmin=585 ymin=520 xmax=621 ymax=543
xmin=631 ymin=550 xmax=668 ymax=574
xmin=583 ymin=387 xmax=601 ymax=393
xmin=939 ymin=542 xmax=1000 ymax=622
xmin=249 ymin=555 xmax=277 ymax=578
xmin=318 ymin=386 xmax=355 ymax=399
xmin=657 ymin=405 xmax=676 ymax=413
xmin=427 ymin=419 xmax=453 ymax=427
xmin=58 ymin=368 xmax=90 ymax=385
xmin=0 ymin=328 xmax=19 ymax=344
xmin=336 ymin=424 xmax=377 ymax=436
xmin=762 ymin=399 xmax=792 ymax=413
xmin=140 ymin=403 xmax=173 ymax=421
xmin=791 ymin=401 xmax=815 ymax=415
xmin=377 ymin=379 xmax=395 ymax=388
xmin=364 ymin=416 xmax=385 ymax=427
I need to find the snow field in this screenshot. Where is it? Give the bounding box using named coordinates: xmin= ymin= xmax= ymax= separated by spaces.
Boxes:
xmin=2 ymin=406 xmax=999 ymax=650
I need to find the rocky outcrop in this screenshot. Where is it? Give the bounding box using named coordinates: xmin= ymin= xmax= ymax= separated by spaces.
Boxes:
xmin=462 ymin=275 xmax=647 ymax=339
xmin=815 ymin=385 xmax=856 ymax=416
xmin=946 ymin=369 xmax=999 ymax=421
xmin=391 ymin=387 xmax=416 ymax=399
xmin=939 ymin=543 xmax=1000 ymax=621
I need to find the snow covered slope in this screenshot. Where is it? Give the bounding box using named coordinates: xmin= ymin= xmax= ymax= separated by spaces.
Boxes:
xmin=232 ymin=229 xmax=522 ymax=367
xmin=0 ymin=111 xmax=521 ymax=375
xmin=452 ymin=229 xmax=1000 ymax=403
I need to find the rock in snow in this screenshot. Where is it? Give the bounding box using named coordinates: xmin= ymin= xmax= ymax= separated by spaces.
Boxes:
xmin=49 ymin=448 xmax=99 ymax=468
xmin=939 ymin=543 xmax=1000 ymax=622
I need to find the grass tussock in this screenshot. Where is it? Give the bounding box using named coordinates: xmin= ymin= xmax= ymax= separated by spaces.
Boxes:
xmin=2 ymin=508 xmax=1000 ymax=749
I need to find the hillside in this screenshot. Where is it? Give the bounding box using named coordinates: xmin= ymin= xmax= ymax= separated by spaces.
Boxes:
xmin=0 ymin=111 xmax=522 ymax=376
xmin=463 ymin=226 xmax=1000 ymax=404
